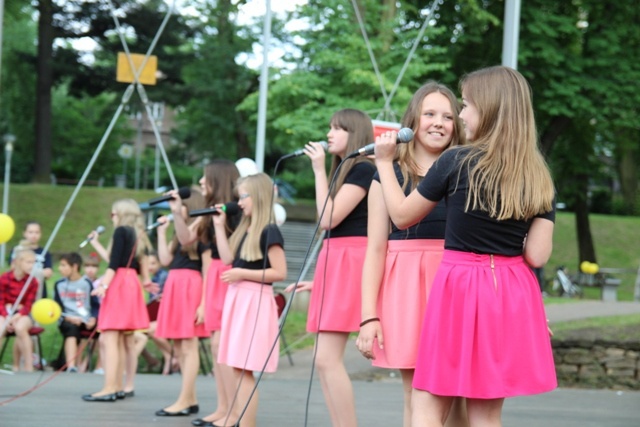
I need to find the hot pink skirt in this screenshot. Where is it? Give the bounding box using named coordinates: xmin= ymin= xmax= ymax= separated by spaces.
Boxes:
xmin=412 ymin=250 xmax=557 ymax=398
xmin=204 ymin=258 xmax=231 ymax=332
xmin=155 ymin=269 xmax=209 ymax=339
xmin=373 ymin=239 xmax=444 ymax=369
xmin=218 ymin=280 xmax=279 ymax=373
xmin=306 ymin=236 xmax=367 ymax=333
xmin=98 ymin=268 xmax=149 ymax=331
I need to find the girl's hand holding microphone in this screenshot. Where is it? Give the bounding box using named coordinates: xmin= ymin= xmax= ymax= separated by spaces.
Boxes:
xmin=304 ymin=141 xmax=327 ymax=171
xmin=374 ymin=131 xmax=399 ymax=163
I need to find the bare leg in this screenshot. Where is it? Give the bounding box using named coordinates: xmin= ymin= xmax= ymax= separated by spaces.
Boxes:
xmin=466 ymin=398 xmax=504 ymax=427
xmin=161 ymin=338 xmax=200 ymax=411
xmin=314 ymin=332 xmax=357 ymax=427
xmin=13 ymin=316 xmax=34 ymax=372
xmin=219 ymin=368 xmax=257 ymax=427
xmin=411 ymin=389 xmax=452 ymax=427
xmin=202 ymin=331 xmax=230 ymax=421
xmin=399 ymin=369 xmax=414 ymax=427
xmin=90 ymin=330 xmax=120 ymax=396
xmin=64 ymin=336 xmax=80 ymax=369
xmin=123 ymin=333 xmax=137 ymax=392
xmin=445 ymin=398 xmax=469 ymax=427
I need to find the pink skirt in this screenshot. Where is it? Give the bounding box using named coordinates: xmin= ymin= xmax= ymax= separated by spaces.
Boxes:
xmin=204 ymin=258 xmax=231 ymax=332
xmin=98 ymin=268 xmax=149 ymax=331
xmin=412 ymin=250 xmax=557 ymax=398
xmin=373 ymin=239 xmax=444 ymax=369
xmin=155 ymin=269 xmax=209 ymax=339
xmin=217 ymin=280 xmax=279 ymax=373
xmin=306 ymin=237 xmax=367 ymax=333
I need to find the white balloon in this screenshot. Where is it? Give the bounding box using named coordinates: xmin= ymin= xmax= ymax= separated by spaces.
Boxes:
xmin=274 ymin=203 xmax=287 ymax=226
xmin=235 ymin=158 xmax=259 ymax=177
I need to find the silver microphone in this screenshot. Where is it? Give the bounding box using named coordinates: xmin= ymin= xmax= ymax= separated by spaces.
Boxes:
xmin=281 ymin=141 xmax=329 ymax=160
xmin=79 ymin=225 xmax=106 ymax=248
xmin=147 ymin=214 xmax=174 ymax=231
xmin=347 ymin=128 xmax=414 ymax=158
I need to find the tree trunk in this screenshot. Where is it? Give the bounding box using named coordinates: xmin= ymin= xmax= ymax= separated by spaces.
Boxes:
xmin=617 ymin=131 xmax=638 ymax=215
xmin=574 ymin=173 xmax=597 ymax=266
xmin=34 ymin=0 xmax=53 ymax=183
xmin=539 ymin=115 xmax=571 ymax=156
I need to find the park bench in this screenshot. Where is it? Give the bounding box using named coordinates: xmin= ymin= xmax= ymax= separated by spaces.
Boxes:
xmin=577 ymin=266 xmax=640 ymax=302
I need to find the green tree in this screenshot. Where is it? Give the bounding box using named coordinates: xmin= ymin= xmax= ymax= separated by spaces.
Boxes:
xmin=238 ymin=0 xmax=451 ymax=186
xmin=173 ymin=0 xmax=258 ymax=161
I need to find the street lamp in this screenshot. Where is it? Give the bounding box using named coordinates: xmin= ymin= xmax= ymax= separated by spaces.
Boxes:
xmin=1 ymin=133 xmax=16 ymax=269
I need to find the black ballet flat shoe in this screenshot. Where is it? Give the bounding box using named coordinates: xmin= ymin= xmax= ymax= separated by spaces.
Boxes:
xmin=191 ymin=419 xmax=214 ymax=427
xmin=82 ymin=393 xmax=117 ymax=402
xmin=156 ymin=404 xmax=199 ymax=417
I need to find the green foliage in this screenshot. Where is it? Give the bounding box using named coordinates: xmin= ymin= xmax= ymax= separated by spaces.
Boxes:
xmin=173 ymin=0 xmax=258 ymax=160
xmin=50 ymin=83 xmax=130 ymax=183
xmin=0 ymin=9 xmax=38 ymax=183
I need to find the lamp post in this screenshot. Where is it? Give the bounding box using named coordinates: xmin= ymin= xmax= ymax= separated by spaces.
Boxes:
xmin=1 ymin=133 xmax=16 ymax=269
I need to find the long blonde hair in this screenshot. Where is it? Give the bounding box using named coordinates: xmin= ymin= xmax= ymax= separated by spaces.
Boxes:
xmin=396 ymin=81 xmax=465 ymax=191
xmin=327 ymin=109 xmax=374 ymax=196
xmin=110 ymin=199 xmax=152 ymax=259
xmin=228 ymin=173 xmax=275 ymax=261
xmin=459 ymin=66 xmax=554 ymax=221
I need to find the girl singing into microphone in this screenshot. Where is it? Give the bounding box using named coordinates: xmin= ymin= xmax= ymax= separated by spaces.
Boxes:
xmin=288 ymin=108 xmax=376 ymax=426
xmin=213 ymin=172 xmax=287 ymax=427
xmin=154 ymin=188 xmax=210 ymax=417
xmin=83 ymin=199 xmax=155 ymax=402
xmin=165 ymin=160 xmax=240 ymax=426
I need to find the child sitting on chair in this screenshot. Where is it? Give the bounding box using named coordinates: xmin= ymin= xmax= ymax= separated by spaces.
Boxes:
xmin=0 ymin=248 xmax=38 ymax=372
xmin=54 ymin=252 xmax=100 ymax=372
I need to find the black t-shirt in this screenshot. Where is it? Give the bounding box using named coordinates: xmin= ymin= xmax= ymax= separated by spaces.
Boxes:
xmin=208 ymin=210 xmax=242 ymax=260
xmin=416 ymin=147 xmax=555 ymax=256
xmin=108 ymin=226 xmax=141 ymax=272
xmin=325 ymin=161 xmax=376 ymax=238
xmin=373 ymin=163 xmax=446 ymax=240
xmin=169 ymin=241 xmax=208 ymax=271
xmin=232 ymin=224 xmax=284 ymax=284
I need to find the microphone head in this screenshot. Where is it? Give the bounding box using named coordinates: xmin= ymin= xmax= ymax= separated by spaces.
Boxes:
xmin=223 ymin=201 xmax=240 ymax=216
xmin=95 ymin=225 xmax=106 ymax=234
xmin=178 ymin=187 xmax=191 ymax=200
xmin=397 ymin=128 xmax=414 ymax=143
xmin=319 ymin=141 xmax=329 ymax=151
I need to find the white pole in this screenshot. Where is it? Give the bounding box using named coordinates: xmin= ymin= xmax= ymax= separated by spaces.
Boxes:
xmin=0 ymin=0 xmax=5 ymax=97
xmin=1 ymin=135 xmax=15 ymax=269
xmin=255 ymin=0 xmax=272 ymax=172
xmin=502 ymin=0 xmax=521 ymax=70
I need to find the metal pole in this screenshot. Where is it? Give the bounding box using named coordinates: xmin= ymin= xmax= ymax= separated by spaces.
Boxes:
xmin=0 ymin=0 xmax=5 ymax=99
xmin=502 ymin=0 xmax=521 ymax=70
xmin=1 ymin=134 xmax=14 ymax=269
xmin=134 ymin=111 xmax=142 ymax=190
xmin=255 ymin=0 xmax=272 ymax=172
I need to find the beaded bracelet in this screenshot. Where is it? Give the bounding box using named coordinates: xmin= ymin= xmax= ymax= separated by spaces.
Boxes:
xmin=359 ymin=317 xmax=380 ymax=327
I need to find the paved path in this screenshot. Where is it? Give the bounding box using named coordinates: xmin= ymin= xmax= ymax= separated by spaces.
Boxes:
xmin=1 ymin=301 xmax=639 ymax=426
xmin=545 ymin=300 xmax=640 ymax=323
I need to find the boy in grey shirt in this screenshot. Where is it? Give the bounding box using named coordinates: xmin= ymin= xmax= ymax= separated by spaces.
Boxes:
xmin=54 ymin=252 xmax=100 ymax=372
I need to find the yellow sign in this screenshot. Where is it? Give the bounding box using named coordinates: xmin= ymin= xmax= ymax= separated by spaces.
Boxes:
xmin=116 ymin=52 xmax=158 ymax=85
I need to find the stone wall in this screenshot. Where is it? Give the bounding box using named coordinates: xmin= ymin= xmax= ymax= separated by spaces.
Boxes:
xmin=552 ymin=339 xmax=640 ymax=389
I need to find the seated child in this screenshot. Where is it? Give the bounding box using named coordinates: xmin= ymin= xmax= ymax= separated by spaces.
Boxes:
xmin=0 ymin=248 xmax=38 ymax=372
xmin=53 ymin=252 xmax=100 ymax=372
